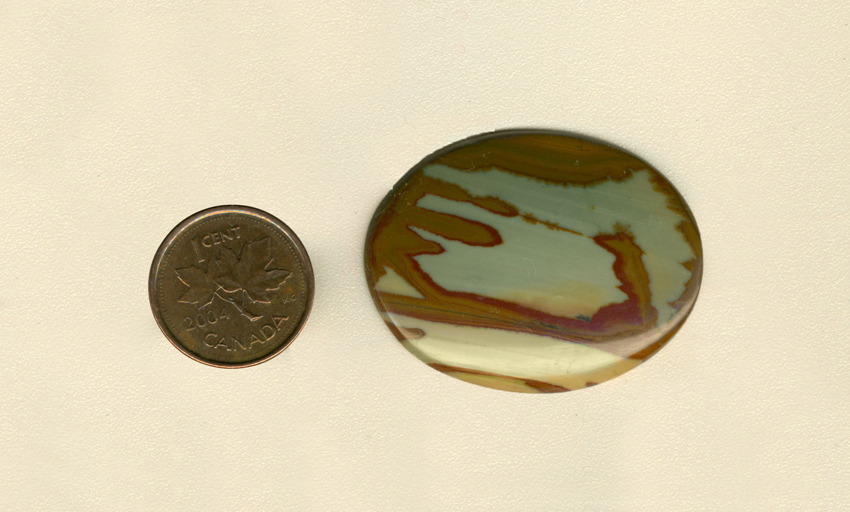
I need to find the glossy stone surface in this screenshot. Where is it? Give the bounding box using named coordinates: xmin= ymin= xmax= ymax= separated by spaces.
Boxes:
xmin=365 ymin=131 xmax=702 ymax=393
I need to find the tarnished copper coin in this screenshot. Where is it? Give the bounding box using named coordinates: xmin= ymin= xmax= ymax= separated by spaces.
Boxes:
xmin=149 ymin=206 xmax=314 ymax=368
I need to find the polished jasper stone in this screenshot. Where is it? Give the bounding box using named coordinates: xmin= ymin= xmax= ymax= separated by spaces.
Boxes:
xmin=365 ymin=131 xmax=702 ymax=393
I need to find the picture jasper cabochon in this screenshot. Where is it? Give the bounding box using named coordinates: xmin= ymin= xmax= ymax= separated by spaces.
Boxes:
xmin=365 ymin=131 xmax=702 ymax=393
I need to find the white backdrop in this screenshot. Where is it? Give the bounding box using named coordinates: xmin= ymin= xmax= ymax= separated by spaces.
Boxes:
xmin=1 ymin=2 xmax=848 ymax=510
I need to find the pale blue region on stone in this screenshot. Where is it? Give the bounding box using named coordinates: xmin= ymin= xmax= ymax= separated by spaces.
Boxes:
xmin=421 ymin=164 xmax=695 ymax=326
xmin=410 ymin=195 xmax=626 ymax=319
xmin=374 ymin=266 xmax=424 ymax=299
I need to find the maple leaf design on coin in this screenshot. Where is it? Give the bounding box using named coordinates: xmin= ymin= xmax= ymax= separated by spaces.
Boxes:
xmin=175 ymin=237 xmax=292 ymax=322
xmin=174 ymin=264 xmax=219 ymax=309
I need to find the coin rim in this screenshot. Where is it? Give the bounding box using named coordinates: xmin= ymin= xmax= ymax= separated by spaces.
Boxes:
xmin=149 ymin=205 xmax=315 ymax=368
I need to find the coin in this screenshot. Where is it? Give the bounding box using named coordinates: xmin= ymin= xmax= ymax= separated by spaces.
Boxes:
xmin=149 ymin=206 xmax=314 ymax=368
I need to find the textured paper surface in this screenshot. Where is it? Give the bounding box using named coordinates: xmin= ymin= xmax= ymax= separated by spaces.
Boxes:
xmin=1 ymin=2 xmax=848 ymax=510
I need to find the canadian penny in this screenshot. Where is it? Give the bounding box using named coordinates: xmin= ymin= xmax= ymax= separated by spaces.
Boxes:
xmin=150 ymin=206 xmax=314 ymax=367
